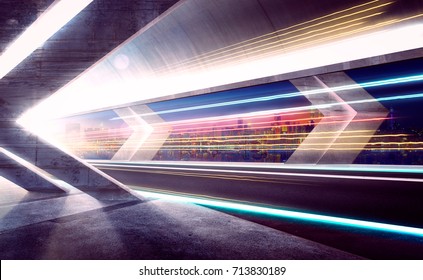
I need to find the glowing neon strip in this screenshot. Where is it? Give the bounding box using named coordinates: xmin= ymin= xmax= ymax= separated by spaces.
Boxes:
xmin=90 ymin=160 xmax=423 ymax=174
xmin=112 ymin=74 xmax=423 ymax=120
xmin=96 ymin=163 xmax=423 ymax=183
xmin=54 ymin=129 xmax=379 ymax=142
xmin=94 ymin=160 xmax=423 ymax=174
xmin=134 ymin=189 xmax=423 ymax=236
xmin=0 ymin=0 xmax=93 ymax=79
xmin=97 ymin=147 xmax=422 ymax=152
xmin=164 ymin=111 xmax=308 ymax=127
xmin=138 ymin=133 xmax=409 ymax=143
xmin=190 ymin=91 xmax=423 ymax=120
xmin=167 ymin=115 xmax=324 ymax=132
xmin=87 ymin=160 xmax=423 ymax=174
xmin=131 ymin=142 xmax=423 ymax=148
xmin=158 ymin=117 xmax=383 ymax=136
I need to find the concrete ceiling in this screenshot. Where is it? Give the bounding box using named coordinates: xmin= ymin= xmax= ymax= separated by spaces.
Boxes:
xmin=0 ymin=0 xmax=179 ymax=120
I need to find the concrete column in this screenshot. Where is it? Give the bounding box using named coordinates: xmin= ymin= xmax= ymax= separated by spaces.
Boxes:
xmin=0 ymin=119 xmax=133 ymax=199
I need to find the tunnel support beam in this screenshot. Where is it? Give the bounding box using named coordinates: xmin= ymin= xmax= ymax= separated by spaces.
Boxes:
xmin=0 ymin=122 xmax=135 ymax=199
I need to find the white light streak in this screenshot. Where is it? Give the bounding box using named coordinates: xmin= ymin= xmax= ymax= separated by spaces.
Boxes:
xmin=95 ymin=163 xmax=423 ymax=183
xmin=18 ymin=23 xmax=423 ymax=124
xmin=0 ymin=0 xmax=93 ymax=79
xmin=89 ymin=160 xmax=423 ymax=174
xmin=0 ymin=147 xmax=72 ymax=192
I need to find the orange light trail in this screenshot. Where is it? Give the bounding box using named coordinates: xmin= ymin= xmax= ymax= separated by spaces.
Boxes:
xmin=159 ymin=0 xmax=390 ymax=72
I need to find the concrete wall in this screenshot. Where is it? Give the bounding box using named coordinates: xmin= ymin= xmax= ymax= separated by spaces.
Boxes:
xmin=0 ymin=0 xmax=179 ymax=194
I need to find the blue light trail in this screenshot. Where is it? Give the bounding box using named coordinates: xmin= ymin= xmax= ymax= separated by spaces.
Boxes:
xmin=135 ymin=189 xmax=423 ymax=237
xmin=111 ymin=74 xmax=423 ymax=120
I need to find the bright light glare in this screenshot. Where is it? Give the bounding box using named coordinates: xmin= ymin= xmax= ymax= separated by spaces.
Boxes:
xmin=17 ymin=73 xmax=423 ymax=141
xmin=135 ymin=189 xmax=423 ymax=237
xmin=19 ymin=23 xmax=423 ymax=124
xmin=0 ymin=0 xmax=93 ymax=79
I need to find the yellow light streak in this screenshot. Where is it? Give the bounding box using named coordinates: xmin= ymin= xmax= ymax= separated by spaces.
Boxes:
xmin=71 ymin=140 xmax=423 ymax=151
xmin=137 ymin=141 xmax=423 ymax=149
xmin=178 ymin=18 xmax=398 ymax=73
xmin=57 ymin=131 xmax=410 ymax=143
xmin=140 ymin=133 xmax=412 ymax=144
xmin=97 ymin=167 xmax=311 ymax=185
xmin=160 ymin=0 xmax=389 ymax=71
xmin=168 ymin=12 xmax=385 ymax=71
xmin=162 ymin=111 xmax=315 ymax=127
xmin=228 ymin=13 xmax=423 ymax=71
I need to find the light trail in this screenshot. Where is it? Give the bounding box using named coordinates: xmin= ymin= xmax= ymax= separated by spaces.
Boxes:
xmin=103 ymin=167 xmax=309 ymax=185
xmin=143 ymin=133 xmax=410 ymax=143
xmin=154 ymin=141 xmax=423 ymax=148
xmin=156 ymin=110 xmax=317 ymax=128
xmin=111 ymin=74 xmax=423 ymax=120
xmin=69 ymin=146 xmax=423 ymax=152
xmin=131 ymin=146 xmax=423 ymax=151
xmin=56 ymin=124 xmax=416 ymax=154
xmin=134 ymin=189 xmax=423 ymax=237
xmin=94 ymin=163 xmax=423 ymax=183
xmin=175 ymin=18 xmax=372 ymax=72
xmin=159 ymin=110 xmax=321 ymax=128
xmin=90 ymin=160 xmax=423 ymax=174
xmin=19 ymin=7 xmax=423 ymax=121
xmin=164 ymin=116 xmax=324 ymax=134
xmin=239 ymin=18 xmax=399 ymax=66
xmin=53 ymin=129 xmax=379 ymax=142
xmin=171 ymin=19 xmax=367 ymax=71
xmin=150 ymin=117 xmax=386 ymax=137
xmin=171 ymin=12 xmax=423 ymax=74
xmin=159 ymin=0 xmax=390 ymax=71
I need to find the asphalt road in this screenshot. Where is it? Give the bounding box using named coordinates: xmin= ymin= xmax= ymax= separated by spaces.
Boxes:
xmin=93 ymin=161 xmax=423 ymax=228
xmin=90 ymin=161 xmax=423 ymax=259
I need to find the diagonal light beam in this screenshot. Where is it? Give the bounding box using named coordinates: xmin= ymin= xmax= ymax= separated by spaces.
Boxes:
xmin=129 ymin=105 xmax=172 ymax=161
xmin=287 ymin=75 xmax=356 ymax=164
xmin=0 ymin=0 xmax=93 ymax=79
xmin=317 ymin=72 xmax=388 ymax=164
xmin=112 ymin=105 xmax=171 ymax=161
xmin=112 ymin=107 xmax=153 ymax=161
